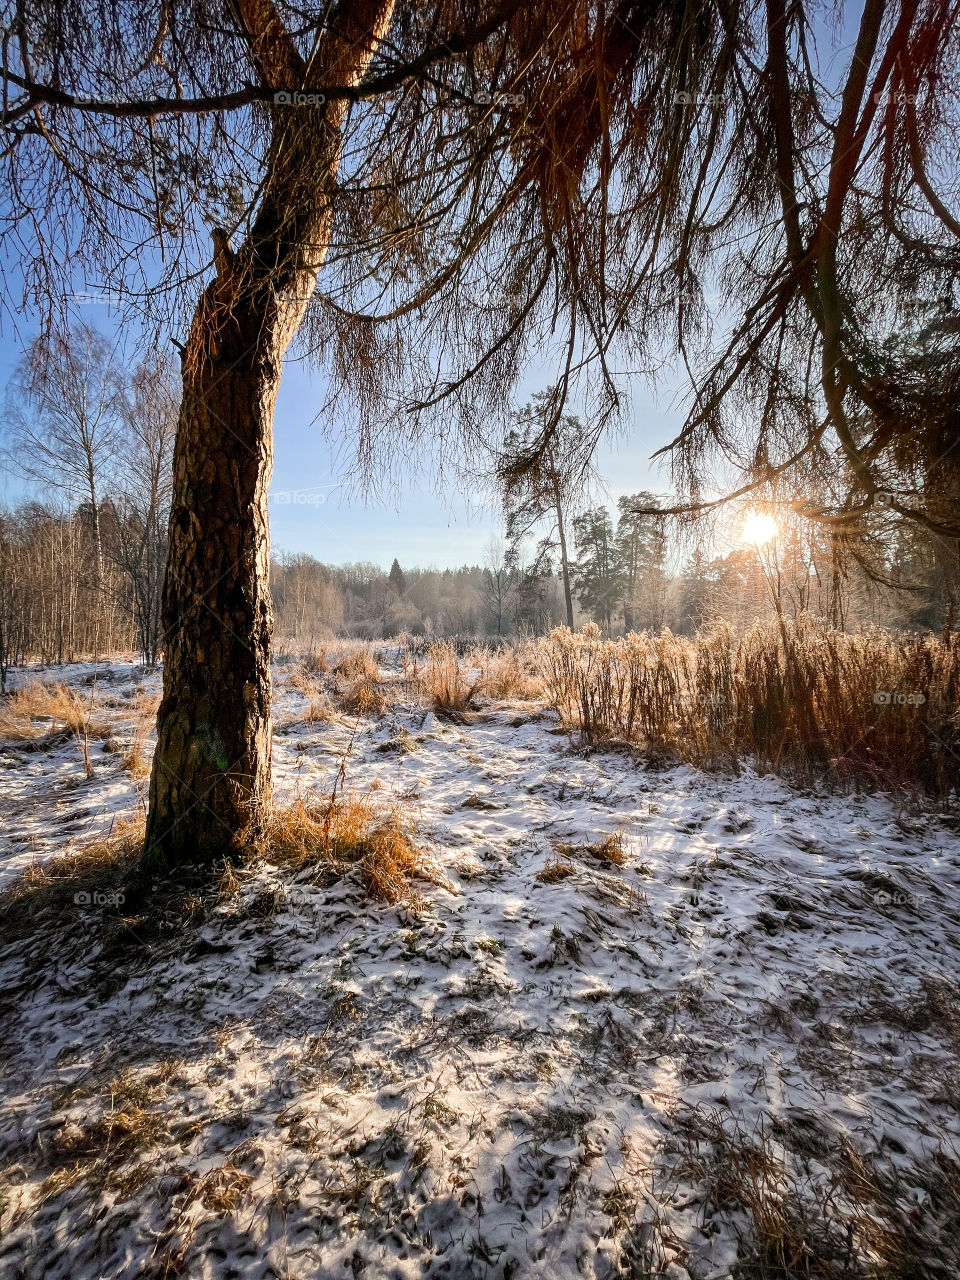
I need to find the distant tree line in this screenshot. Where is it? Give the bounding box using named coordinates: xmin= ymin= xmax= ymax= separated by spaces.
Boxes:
xmin=3 ymin=491 xmax=955 ymax=676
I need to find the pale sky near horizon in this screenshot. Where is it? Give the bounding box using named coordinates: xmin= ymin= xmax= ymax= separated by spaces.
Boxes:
xmin=267 ymin=355 xmax=683 ymax=570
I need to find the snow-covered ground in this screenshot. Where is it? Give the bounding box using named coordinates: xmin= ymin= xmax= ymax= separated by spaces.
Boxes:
xmin=1 ymin=655 xmax=959 ymax=1278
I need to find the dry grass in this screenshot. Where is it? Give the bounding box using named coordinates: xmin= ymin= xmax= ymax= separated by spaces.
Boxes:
xmin=0 ymin=814 xmax=144 ymax=938
xmin=0 ymin=681 xmax=108 ymax=742
xmin=0 ymin=790 xmax=428 ymax=949
xmin=49 ymin=1105 xmax=168 ymax=1164
xmin=537 ymin=856 xmax=576 ymax=883
xmin=661 ymin=1104 xmax=960 ymax=1279
xmin=338 ymin=677 xmax=389 ymax=717
xmin=304 ymin=694 xmax=335 ymax=722
xmin=555 ymin=831 xmax=627 ymax=866
xmin=424 ymin=640 xmax=482 ymax=718
xmin=287 ymin=666 xmax=320 ymax=696
xmin=245 ymin=792 xmax=429 ymax=904
xmin=121 ymin=711 xmax=152 ymax=779
xmin=332 ymin=646 xmax=380 ymax=684
xmin=194 ymin=1164 xmax=252 ymax=1213
xmin=30 ymin=1097 xmax=170 ymax=1212
xmin=301 ymin=639 xmax=329 ymax=674
xmin=127 ymin=685 xmax=162 ymax=717
xmin=470 ymin=643 xmax=543 ymax=701
xmin=538 ymin=617 xmax=960 ymax=797
xmin=323 ymin=646 xmax=389 ymax=717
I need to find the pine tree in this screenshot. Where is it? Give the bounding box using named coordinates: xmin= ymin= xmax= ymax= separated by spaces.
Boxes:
xmin=497 ymin=392 xmax=599 ymax=628
xmin=388 ymin=558 xmax=406 ymax=597
xmin=573 ymin=506 xmax=622 ymax=628
xmin=615 ymin=493 xmax=667 ymax=631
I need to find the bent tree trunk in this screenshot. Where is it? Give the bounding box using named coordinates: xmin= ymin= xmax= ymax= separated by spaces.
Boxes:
xmin=144 ymin=298 xmax=278 ymax=865
xmin=144 ymin=0 xmax=393 ymax=868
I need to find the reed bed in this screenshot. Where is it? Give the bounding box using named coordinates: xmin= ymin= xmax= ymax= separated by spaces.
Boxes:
xmin=537 ymin=617 xmax=960 ymax=796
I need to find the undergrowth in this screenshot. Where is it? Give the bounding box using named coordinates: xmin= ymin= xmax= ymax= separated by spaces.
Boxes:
xmin=538 ymin=617 xmax=960 ymax=797
xmin=241 ymin=792 xmax=428 ymax=904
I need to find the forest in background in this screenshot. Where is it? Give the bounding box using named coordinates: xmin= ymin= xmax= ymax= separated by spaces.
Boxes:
xmin=2 ymin=480 xmax=957 ymax=671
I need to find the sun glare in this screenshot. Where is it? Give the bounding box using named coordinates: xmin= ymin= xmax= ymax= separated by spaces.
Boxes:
xmin=742 ymin=511 xmax=778 ymax=546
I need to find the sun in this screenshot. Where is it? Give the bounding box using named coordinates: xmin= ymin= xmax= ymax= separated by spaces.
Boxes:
xmin=742 ymin=511 xmax=778 ymax=547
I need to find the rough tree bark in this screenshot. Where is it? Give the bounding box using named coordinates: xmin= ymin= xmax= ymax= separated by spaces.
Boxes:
xmin=144 ymin=0 xmax=393 ymax=867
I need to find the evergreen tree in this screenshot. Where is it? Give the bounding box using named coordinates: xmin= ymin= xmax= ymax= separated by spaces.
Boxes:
xmin=615 ymin=493 xmax=667 ymax=631
xmin=497 ymin=392 xmax=598 ymax=629
xmin=573 ymin=506 xmax=622 ymax=628
xmin=677 ymin=549 xmax=714 ymax=634
xmin=388 ymin=558 xmax=406 ymax=597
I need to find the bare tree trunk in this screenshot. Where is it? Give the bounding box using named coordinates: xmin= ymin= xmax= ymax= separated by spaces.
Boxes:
xmin=144 ymin=0 xmax=393 ymax=868
xmin=144 ymin=296 xmax=278 ymax=865
xmin=87 ymin=459 xmax=103 ymax=588
xmin=552 ymin=483 xmax=575 ymax=628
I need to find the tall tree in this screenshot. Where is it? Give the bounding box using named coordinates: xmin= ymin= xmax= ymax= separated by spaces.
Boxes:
xmin=481 ymin=536 xmax=510 ymax=637
xmin=616 ymin=493 xmax=667 ymax=631
xmin=572 ymin=506 xmax=622 ymax=629
xmin=497 ymin=393 xmax=597 ymax=628
xmin=388 ymin=558 xmax=406 ymax=596
xmin=506 ymin=542 xmax=554 ymax=636
xmin=112 ymin=355 xmax=178 ymax=664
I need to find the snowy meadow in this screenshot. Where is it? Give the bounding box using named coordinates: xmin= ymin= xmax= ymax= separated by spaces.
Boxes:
xmin=1 ymin=635 xmax=959 ymax=1279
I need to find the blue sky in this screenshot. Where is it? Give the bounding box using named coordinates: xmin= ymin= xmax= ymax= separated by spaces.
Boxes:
xmin=0 ymin=303 xmax=683 ymax=571
xmin=269 ymin=356 xmax=681 ymax=570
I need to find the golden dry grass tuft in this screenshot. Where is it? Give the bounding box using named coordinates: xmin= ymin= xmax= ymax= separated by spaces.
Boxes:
xmin=338 ymin=677 xmax=389 ymax=717
xmin=536 ymin=856 xmax=576 ymax=884
xmin=128 ymin=685 xmax=162 ymax=717
xmin=472 ymin=643 xmax=543 ymax=701
xmin=0 ymin=814 xmax=144 ymax=937
xmin=0 ymin=681 xmax=108 ymax=742
xmin=424 ymin=640 xmax=481 ymax=718
xmin=194 ymin=1164 xmax=252 ymax=1213
xmin=555 ymin=831 xmax=627 ymax=866
xmin=246 ymin=792 xmax=428 ymax=904
xmin=324 ymin=645 xmax=389 ymax=717
xmin=332 ymin=646 xmax=380 ymax=684
xmin=301 ymin=640 xmax=329 ymax=674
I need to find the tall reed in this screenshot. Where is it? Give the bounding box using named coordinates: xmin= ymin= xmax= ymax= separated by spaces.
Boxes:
xmin=537 ymin=617 xmax=960 ymax=796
